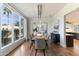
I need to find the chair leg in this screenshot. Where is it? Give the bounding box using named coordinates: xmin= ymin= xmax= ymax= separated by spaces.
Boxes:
xmin=30 ymin=42 xmax=33 ymax=49
xmin=35 ymin=49 xmax=38 ymax=56
xmin=30 ymin=46 xmax=34 ymax=56
xmin=43 ymin=49 xmax=45 ymax=56
xmin=46 ymin=41 xmax=48 ymax=49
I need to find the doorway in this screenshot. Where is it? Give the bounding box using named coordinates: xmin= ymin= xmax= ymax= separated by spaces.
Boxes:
xmin=65 ymin=8 xmax=79 ymax=48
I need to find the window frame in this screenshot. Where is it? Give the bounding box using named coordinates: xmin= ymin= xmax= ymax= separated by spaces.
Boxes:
xmin=0 ymin=4 xmax=26 ymax=49
xmin=13 ymin=11 xmax=21 ymax=41
xmin=20 ymin=17 xmax=25 ymax=38
xmin=1 ymin=4 xmax=13 ymax=48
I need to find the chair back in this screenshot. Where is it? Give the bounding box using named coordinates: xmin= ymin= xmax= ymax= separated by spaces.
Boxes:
xmin=35 ymin=39 xmax=46 ymax=49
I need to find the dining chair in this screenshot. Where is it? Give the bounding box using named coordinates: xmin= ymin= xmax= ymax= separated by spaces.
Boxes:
xmin=29 ymin=34 xmax=35 ymax=49
xmin=35 ymin=39 xmax=46 ymax=56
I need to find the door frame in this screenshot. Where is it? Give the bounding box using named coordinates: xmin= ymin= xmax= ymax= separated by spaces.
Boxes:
xmin=64 ymin=8 xmax=79 ymax=47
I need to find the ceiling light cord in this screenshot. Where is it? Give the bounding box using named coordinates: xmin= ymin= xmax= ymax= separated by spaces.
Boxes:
xmin=37 ymin=4 xmax=42 ymax=19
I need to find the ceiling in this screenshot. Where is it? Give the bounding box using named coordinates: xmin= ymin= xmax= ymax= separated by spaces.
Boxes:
xmin=11 ymin=3 xmax=67 ymax=18
xmin=66 ymin=8 xmax=79 ymax=25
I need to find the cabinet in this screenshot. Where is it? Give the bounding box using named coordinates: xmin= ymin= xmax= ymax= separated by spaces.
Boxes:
xmin=66 ymin=34 xmax=74 ymax=47
xmin=51 ymin=33 xmax=60 ymax=44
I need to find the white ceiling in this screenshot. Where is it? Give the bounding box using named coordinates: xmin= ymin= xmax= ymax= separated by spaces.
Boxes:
xmin=11 ymin=3 xmax=67 ymax=18
xmin=66 ymin=8 xmax=79 ymax=25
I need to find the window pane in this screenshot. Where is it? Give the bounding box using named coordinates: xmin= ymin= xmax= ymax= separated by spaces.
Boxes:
xmin=1 ymin=7 xmax=12 ymax=47
xmin=21 ymin=18 xmax=24 ymax=38
xmin=13 ymin=13 xmax=20 ymax=41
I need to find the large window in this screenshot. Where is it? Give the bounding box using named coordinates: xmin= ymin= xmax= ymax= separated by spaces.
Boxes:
xmin=0 ymin=4 xmax=26 ymax=48
xmin=1 ymin=7 xmax=12 ymax=47
xmin=13 ymin=13 xmax=20 ymax=41
xmin=21 ymin=18 xmax=24 ymax=38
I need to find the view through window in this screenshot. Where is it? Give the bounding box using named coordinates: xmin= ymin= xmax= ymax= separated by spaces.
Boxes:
xmin=13 ymin=13 xmax=20 ymax=41
xmin=1 ymin=5 xmax=25 ymax=47
xmin=1 ymin=7 xmax=12 ymax=47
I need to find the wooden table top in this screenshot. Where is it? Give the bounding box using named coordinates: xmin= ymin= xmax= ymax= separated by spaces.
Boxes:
xmin=32 ymin=36 xmax=48 ymax=40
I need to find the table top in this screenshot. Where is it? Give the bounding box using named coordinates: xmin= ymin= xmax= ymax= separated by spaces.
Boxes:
xmin=32 ymin=36 xmax=48 ymax=40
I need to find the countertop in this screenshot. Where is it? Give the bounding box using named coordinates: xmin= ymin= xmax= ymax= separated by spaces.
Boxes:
xmin=66 ymin=34 xmax=74 ymax=36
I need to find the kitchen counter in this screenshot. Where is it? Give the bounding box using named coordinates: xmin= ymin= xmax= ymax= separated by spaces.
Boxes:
xmin=66 ymin=32 xmax=76 ymax=34
xmin=66 ymin=34 xmax=74 ymax=36
xmin=66 ymin=32 xmax=79 ymax=39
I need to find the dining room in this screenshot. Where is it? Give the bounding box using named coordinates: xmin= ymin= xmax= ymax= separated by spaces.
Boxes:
xmin=2 ymin=3 xmax=79 ymax=56
xmin=5 ymin=3 xmax=64 ymax=56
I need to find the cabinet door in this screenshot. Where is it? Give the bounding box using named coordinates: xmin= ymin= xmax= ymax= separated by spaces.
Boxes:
xmin=66 ymin=36 xmax=74 ymax=47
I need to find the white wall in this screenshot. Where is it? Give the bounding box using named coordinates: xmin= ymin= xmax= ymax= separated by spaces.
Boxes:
xmin=52 ymin=4 xmax=79 ymax=47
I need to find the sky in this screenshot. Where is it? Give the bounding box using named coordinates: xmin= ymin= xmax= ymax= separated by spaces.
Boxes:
xmin=1 ymin=13 xmax=19 ymax=25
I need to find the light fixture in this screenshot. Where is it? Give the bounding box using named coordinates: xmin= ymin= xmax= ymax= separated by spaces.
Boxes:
xmin=37 ymin=4 xmax=42 ymax=19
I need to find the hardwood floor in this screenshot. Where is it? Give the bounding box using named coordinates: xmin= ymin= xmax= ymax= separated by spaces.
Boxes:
xmin=74 ymin=39 xmax=79 ymax=45
xmin=7 ymin=40 xmax=79 ymax=56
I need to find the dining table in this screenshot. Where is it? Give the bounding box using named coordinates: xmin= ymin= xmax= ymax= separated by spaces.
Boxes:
xmin=32 ymin=34 xmax=48 ymax=49
xmin=32 ymin=35 xmax=48 ymax=40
